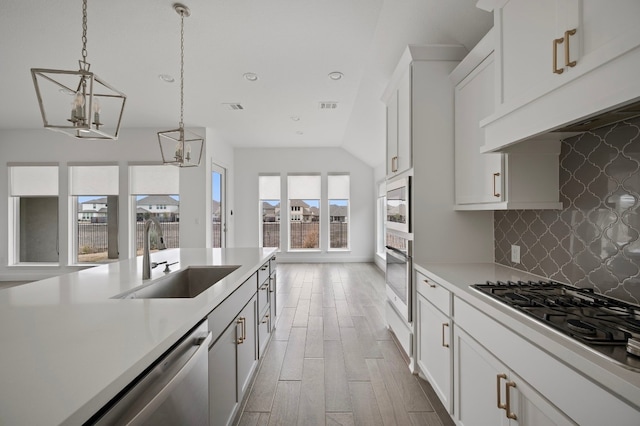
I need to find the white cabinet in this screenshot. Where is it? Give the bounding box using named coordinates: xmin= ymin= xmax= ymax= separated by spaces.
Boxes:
xmin=385 ymin=66 xmax=412 ymax=177
xmin=451 ymin=29 xmax=563 ymax=210
xmin=416 ymin=272 xmax=452 ymax=413
xmin=453 ymin=295 xmax=640 ymax=425
xmin=477 ymin=0 xmax=640 ymax=152
xmin=454 ymin=325 xmax=575 ymax=426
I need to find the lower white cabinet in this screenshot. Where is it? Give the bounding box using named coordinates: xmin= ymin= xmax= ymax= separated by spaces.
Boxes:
xmin=417 ymin=292 xmax=452 ymax=412
xmin=453 ymin=325 xmax=574 ymax=426
xmin=416 ymin=271 xmax=453 ymax=413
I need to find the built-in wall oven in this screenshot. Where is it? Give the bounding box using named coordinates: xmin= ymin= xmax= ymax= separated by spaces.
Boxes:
xmin=386 ymin=176 xmax=410 ymax=234
xmin=386 ymin=231 xmax=412 ymax=322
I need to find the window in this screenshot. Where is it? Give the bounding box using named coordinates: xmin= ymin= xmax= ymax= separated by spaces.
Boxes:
xmin=130 ymin=165 xmax=180 ymax=255
xmin=328 ymin=174 xmax=350 ymax=250
xmin=8 ymin=165 xmax=59 ymax=264
xmin=211 ymin=166 xmax=226 ymax=248
xmin=69 ymin=165 xmax=119 ymax=264
xmin=376 ymin=181 xmax=386 ymax=257
xmin=259 ymin=175 xmax=280 ymax=249
xmin=288 ymin=175 xmax=320 ymax=250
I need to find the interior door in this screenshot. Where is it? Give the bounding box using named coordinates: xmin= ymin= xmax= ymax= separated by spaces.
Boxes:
xmin=212 ymin=163 xmax=226 ymax=248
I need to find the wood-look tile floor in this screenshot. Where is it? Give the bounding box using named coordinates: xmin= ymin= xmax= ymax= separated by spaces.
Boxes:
xmin=237 ymin=263 xmax=455 ymax=426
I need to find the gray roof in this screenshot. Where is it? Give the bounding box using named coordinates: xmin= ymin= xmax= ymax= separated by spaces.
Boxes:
xmin=137 ymin=195 xmax=179 ymax=206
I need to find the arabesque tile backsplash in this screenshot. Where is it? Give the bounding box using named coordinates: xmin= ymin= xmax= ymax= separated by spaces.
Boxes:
xmin=495 ymin=116 xmax=640 ymax=304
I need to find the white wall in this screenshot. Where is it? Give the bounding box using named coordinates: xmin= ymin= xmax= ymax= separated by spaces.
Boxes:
xmin=234 ymin=147 xmax=375 ymax=263
xmin=0 ymin=127 xmax=234 ymax=281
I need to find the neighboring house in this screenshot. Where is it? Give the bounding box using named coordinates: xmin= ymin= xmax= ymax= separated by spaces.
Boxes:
xmin=262 ymin=202 xmax=279 ymax=222
xmin=329 ymin=204 xmax=348 ymax=223
xmin=136 ymin=195 xmax=179 ymax=222
xmin=78 ymin=197 xmax=108 ymax=223
xmin=212 ymin=200 xmax=221 ymax=223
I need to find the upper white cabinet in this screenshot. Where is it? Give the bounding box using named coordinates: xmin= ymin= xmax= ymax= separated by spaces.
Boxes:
xmin=384 ymin=62 xmax=412 ymax=176
xmin=477 ymin=0 xmax=640 ymax=152
xmin=451 ymin=29 xmax=563 ymax=210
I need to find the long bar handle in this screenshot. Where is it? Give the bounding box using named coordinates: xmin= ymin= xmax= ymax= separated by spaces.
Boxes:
xmin=493 ymin=172 xmax=501 ymax=198
xmin=441 ymin=323 xmax=449 ymax=348
xmin=424 ymin=279 xmax=436 ymax=289
xmin=506 ymin=381 xmax=518 ymax=420
xmin=564 ymin=29 xmax=577 ymax=68
xmin=497 ymin=373 xmax=507 ymax=410
xmin=553 ymin=37 xmax=565 ymax=74
xmin=391 ymin=156 xmax=398 ymax=172
xmin=236 ymin=317 xmax=245 ymax=344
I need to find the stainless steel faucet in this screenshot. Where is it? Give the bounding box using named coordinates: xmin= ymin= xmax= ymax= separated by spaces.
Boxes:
xmin=143 ymin=217 xmax=167 ymax=280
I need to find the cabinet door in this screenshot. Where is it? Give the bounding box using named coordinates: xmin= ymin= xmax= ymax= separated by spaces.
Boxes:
xmin=209 ymin=319 xmax=240 ymax=426
xmin=417 ymin=293 xmax=452 ymax=413
xmin=454 ymin=53 xmax=504 ymax=205
xmin=386 ymin=91 xmax=399 ymax=176
xmin=454 ymin=325 xmax=509 ymax=426
xmin=499 ymin=0 xmax=560 ymax=105
xmin=396 ymin=67 xmax=412 ymax=174
xmin=454 ymin=326 xmax=574 ymax=426
xmin=237 ymin=295 xmax=258 ymax=401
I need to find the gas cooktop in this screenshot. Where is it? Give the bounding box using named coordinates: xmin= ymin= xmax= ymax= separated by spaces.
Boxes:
xmin=471 ymin=280 xmax=640 ymax=372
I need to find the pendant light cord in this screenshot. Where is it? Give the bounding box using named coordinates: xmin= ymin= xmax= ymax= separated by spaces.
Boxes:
xmin=179 ymin=10 xmax=185 ymax=130
xmin=81 ymin=0 xmax=88 ymax=64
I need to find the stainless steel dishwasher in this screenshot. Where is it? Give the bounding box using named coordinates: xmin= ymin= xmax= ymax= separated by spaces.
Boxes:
xmin=89 ymin=321 xmax=212 ymax=426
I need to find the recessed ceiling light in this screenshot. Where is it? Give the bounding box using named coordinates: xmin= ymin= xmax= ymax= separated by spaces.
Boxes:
xmin=159 ymin=74 xmax=175 ymax=83
xmin=328 ymin=71 xmax=343 ymax=81
xmin=243 ymin=72 xmax=258 ymax=82
xmin=296 ymin=131 xmax=304 ymax=135
xmin=290 ymin=116 xmax=300 ymax=122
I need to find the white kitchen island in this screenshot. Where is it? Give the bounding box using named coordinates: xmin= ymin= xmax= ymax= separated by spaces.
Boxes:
xmin=0 ymin=247 xmax=276 ymax=426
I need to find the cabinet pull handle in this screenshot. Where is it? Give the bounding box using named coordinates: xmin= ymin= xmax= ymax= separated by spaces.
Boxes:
xmin=496 ymin=373 xmax=507 ymax=410
xmin=262 ymin=314 xmax=270 ymax=324
xmin=505 ymin=381 xmax=518 ymax=420
xmin=564 ymin=28 xmax=577 ymax=68
xmin=425 ymin=279 xmax=436 ymax=288
xmin=441 ymin=323 xmax=449 ymax=348
xmin=553 ymin=37 xmax=565 ymax=74
xmin=492 ymin=172 xmax=501 ymax=198
xmin=236 ymin=317 xmax=245 ymax=344
xmin=391 ymin=156 xmax=398 ymax=172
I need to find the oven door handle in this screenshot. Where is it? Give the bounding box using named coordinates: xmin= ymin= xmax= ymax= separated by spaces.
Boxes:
xmin=385 ymin=245 xmax=409 ymax=260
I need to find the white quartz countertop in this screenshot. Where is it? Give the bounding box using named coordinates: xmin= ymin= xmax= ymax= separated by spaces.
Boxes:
xmin=415 ymin=262 xmax=640 ymax=410
xmin=0 ymin=247 xmax=276 ymax=426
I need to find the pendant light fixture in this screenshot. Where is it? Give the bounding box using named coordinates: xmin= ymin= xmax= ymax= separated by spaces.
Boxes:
xmin=157 ymin=3 xmax=204 ymax=168
xmin=30 ymin=0 xmax=126 ymax=140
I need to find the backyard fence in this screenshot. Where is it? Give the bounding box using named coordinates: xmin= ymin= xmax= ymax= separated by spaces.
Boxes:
xmin=262 ymin=222 xmax=348 ymax=249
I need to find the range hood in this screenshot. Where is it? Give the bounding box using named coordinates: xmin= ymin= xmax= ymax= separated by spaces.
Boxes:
xmin=554 ymin=99 xmax=640 ymax=133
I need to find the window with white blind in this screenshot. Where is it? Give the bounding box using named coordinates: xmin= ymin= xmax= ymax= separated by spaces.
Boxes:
xmin=288 ymin=174 xmax=320 ymax=250
xmin=8 ymin=165 xmax=59 ymax=264
xmin=328 ymin=174 xmax=350 ymax=250
xmin=259 ymin=175 xmax=281 ymax=249
xmin=130 ymin=165 xmax=180 ymax=255
xmin=69 ymin=165 xmax=119 ymax=264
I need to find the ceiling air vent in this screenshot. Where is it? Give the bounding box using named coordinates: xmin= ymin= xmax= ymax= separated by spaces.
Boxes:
xmin=319 ymin=101 xmax=338 ymax=110
xmin=222 ymin=103 xmax=244 ymax=110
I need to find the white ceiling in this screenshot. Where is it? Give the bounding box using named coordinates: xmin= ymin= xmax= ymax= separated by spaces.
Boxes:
xmin=0 ymin=0 xmax=492 ymax=168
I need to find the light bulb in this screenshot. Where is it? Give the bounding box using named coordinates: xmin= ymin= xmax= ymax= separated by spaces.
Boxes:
xmin=185 ymin=143 xmax=192 ymax=162
xmin=175 ymin=142 xmax=183 ymax=160
xmin=71 ymin=92 xmax=85 ymax=122
xmin=92 ymin=98 xmax=101 ymax=127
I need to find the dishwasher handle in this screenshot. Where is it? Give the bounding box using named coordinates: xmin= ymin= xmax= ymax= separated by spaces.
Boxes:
xmin=126 ymin=331 xmax=212 ymax=426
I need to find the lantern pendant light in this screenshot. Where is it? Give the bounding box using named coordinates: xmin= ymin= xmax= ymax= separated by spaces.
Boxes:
xmin=157 ymin=3 xmax=204 ymax=168
xmin=30 ymin=0 xmax=126 ymax=140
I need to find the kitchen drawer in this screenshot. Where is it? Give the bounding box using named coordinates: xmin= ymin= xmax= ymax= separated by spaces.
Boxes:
xmin=257 ymin=277 xmax=270 ymax=317
xmin=258 ymin=309 xmax=272 ymax=358
xmin=208 ymin=272 xmax=257 ymax=342
xmin=416 ymin=270 xmax=450 ymax=316
xmin=257 ymin=261 xmax=269 ymax=289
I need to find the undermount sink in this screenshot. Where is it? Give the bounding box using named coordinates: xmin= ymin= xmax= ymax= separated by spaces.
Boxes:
xmin=113 ymin=265 xmax=241 ymax=299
